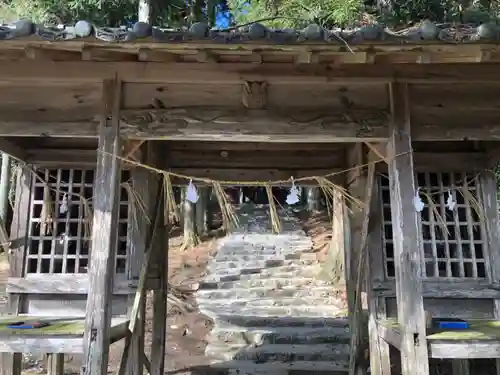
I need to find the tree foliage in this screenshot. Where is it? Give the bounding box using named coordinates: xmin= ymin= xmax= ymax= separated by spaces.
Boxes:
xmin=1 ymin=0 xmax=500 ymax=30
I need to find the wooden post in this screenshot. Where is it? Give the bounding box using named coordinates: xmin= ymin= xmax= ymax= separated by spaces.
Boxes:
xmin=81 ymin=78 xmax=122 ymax=375
xmin=480 ymin=172 xmax=500 ymax=375
xmin=195 ymin=187 xmax=208 ymax=235
xmin=150 ymin=142 xmax=168 ymax=375
xmin=365 ymin=152 xmax=392 ymax=375
xmin=304 ymin=187 xmax=320 ymax=212
xmin=0 ymin=154 xmax=11 ymax=222
xmin=126 ymin=154 xmax=154 ymax=375
xmin=386 ymin=82 xmax=429 ymax=375
xmin=46 ymin=354 xmax=64 ymax=375
xmin=0 ymin=168 xmax=31 ymax=375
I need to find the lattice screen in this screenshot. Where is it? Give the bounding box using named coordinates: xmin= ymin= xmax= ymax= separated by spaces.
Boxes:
xmin=26 ymin=168 xmax=131 ymax=275
xmin=380 ymin=172 xmax=487 ymax=280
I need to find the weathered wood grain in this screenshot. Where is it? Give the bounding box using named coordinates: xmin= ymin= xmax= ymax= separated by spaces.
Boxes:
xmin=365 ymin=151 xmax=391 ymax=375
xmin=123 ymin=83 xmax=242 ymax=109
xmin=81 ymin=78 xmax=123 ymax=375
xmin=387 ymin=82 xmax=429 ymax=375
xmin=118 ymin=107 xmax=389 ymax=142
xmin=373 ymin=280 xmax=500 ymax=299
xmin=2 ymin=61 xmax=500 ymax=84
xmin=5 ymin=275 xmax=160 ymax=295
xmin=412 ymin=107 xmax=500 ymax=141
xmin=46 ymin=353 xmax=64 ymax=375
xmin=0 ymin=167 xmax=32 ymax=375
xmin=479 ymin=172 xmax=500 ymax=375
xmin=410 ymin=83 xmax=500 ymax=109
xmin=167 ymin=149 xmax=344 ymax=169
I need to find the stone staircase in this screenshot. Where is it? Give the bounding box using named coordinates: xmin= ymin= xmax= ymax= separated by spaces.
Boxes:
xmin=195 ymin=204 xmax=350 ymax=374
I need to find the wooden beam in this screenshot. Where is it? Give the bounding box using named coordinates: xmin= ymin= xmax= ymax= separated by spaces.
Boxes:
xmin=2 ymin=61 xmax=500 ymax=83
xmin=81 ymin=78 xmax=123 ymax=375
xmin=6 ymin=275 xmax=159 ymax=295
xmin=373 ymin=280 xmax=500 ymax=299
xmin=3 ymin=111 xmax=500 ymax=141
xmin=119 ymin=108 xmax=389 ymax=142
xmin=387 ymin=82 xmax=429 ymax=375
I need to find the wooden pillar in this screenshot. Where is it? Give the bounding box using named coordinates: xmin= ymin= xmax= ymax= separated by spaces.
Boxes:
xmin=365 ymin=152 xmax=391 ymax=375
xmin=386 ymin=82 xmax=429 ymax=375
xmin=323 ymin=187 xmax=347 ymax=286
xmin=304 ymin=187 xmax=320 ymax=212
xmin=150 ymin=142 xmax=168 ymax=375
xmin=480 ymin=172 xmax=500 ymax=375
xmin=81 ymin=78 xmax=123 ymax=375
xmin=0 ymin=168 xmax=31 ymax=375
xmin=46 ymin=354 xmax=64 ymax=375
xmin=195 ymin=187 xmax=208 ymax=235
xmin=126 ymin=157 xmax=154 ymax=375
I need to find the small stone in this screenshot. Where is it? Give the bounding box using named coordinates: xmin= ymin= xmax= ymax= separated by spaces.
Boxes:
xmin=303 ymin=23 xmax=324 ymax=40
xmin=74 ymin=20 xmax=92 ymax=37
xmin=248 ymin=23 xmax=267 ymax=39
xmin=12 ymin=19 xmax=33 ymax=36
xmin=132 ymin=21 xmax=151 ymax=38
xmin=189 ymin=22 xmax=209 ymax=38
xmin=419 ymin=19 xmax=440 ymax=40
xmin=477 ymin=23 xmax=498 ymax=40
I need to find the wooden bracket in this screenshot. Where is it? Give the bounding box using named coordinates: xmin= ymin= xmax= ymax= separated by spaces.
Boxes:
xmin=364 ymin=142 xmax=388 ymax=164
xmin=242 ymin=81 xmax=268 ymax=109
xmin=123 ymin=140 xmax=144 ymax=163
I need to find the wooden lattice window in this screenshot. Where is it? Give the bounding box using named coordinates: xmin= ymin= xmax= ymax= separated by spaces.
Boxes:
xmin=26 ymin=168 xmax=130 ymax=275
xmin=380 ymin=172 xmax=487 ymax=280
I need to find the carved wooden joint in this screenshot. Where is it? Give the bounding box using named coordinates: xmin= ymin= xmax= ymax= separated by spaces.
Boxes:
xmin=122 ymin=140 xmax=144 ymax=162
xmin=242 ymin=81 xmax=268 ymax=109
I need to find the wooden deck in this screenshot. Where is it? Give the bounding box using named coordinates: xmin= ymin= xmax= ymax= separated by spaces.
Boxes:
xmin=0 ymin=316 xmax=129 ymax=354
xmin=378 ymin=319 xmax=500 ymax=359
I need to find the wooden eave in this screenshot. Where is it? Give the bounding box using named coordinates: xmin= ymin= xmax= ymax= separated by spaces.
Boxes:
xmin=0 ymin=39 xmax=499 ymax=64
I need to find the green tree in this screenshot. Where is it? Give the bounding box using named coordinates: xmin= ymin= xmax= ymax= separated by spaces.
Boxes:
xmin=227 ymin=0 xmax=364 ymax=28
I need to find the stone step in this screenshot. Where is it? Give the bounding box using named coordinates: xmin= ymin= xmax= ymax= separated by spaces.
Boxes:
xmin=211 ymin=316 xmax=349 ymax=328
xmin=199 ymin=277 xmax=333 ymax=291
xmin=208 ymin=326 xmax=350 ymax=346
xmin=209 ymin=359 xmax=349 ymax=372
xmin=196 ymin=286 xmax=339 ymax=300
xmin=206 ymin=343 xmax=350 ymax=362
xmin=214 ymin=251 xmax=316 ymax=263
xmin=208 ymin=259 xmax=318 ymax=274
xmin=198 ymin=297 xmax=344 ymax=310
xmin=201 ymin=305 xmax=346 ymax=319
xmin=202 ymin=265 xmax=323 ymax=283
